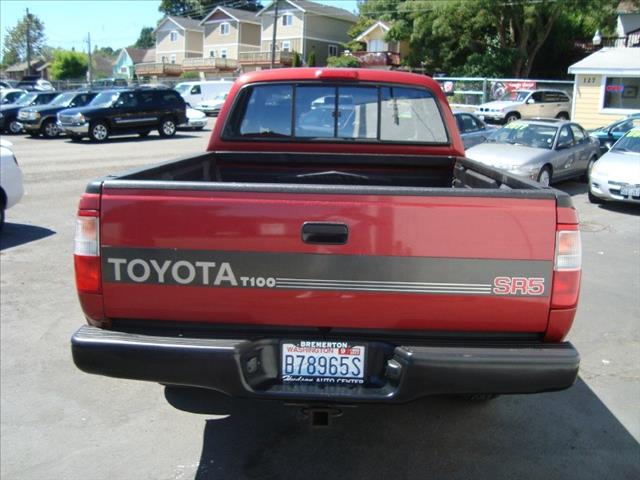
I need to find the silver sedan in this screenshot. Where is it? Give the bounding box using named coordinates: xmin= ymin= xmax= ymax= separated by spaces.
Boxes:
xmin=465 ymin=119 xmax=600 ymax=186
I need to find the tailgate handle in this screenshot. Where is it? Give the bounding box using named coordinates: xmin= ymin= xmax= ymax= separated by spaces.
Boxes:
xmin=302 ymin=223 xmax=348 ymax=245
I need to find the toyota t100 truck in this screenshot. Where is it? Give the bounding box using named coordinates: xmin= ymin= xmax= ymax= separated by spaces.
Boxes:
xmin=71 ymin=69 xmax=581 ymax=406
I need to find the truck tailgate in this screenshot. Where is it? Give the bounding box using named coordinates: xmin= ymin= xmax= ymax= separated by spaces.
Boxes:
xmin=99 ymin=186 xmax=557 ymax=333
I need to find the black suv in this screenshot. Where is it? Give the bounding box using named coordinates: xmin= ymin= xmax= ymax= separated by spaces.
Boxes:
xmin=57 ymin=88 xmax=187 ymax=142
xmin=19 ymin=91 xmax=98 ymax=138
xmin=0 ymin=91 xmax=59 ymax=134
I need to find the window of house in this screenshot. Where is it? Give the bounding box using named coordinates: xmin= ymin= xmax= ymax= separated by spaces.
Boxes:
xmin=602 ymin=76 xmax=640 ymax=112
xmin=170 ymin=54 xmax=176 ymax=64
xmin=120 ymin=66 xmax=128 ymax=73
xmin=210 ymin=50 xmax=216 ymax=58
xmin=161 ymin=56 xmax=168 ymax=63
xmin=369 ymin=39 xmax=387 ymax=52
xmin=328 ymin=44 xmax=339 ymax=57
xmin=220 ymin=22 xmax=230 ymax=35
xmin=170 ymin=31 xmax=178 ymax=42
xmin=281 ymin=41 xmax=291 ymax=52
xmin=220 ymin=49 xmax=228 ymax=59
xmin=282 ymin=14 xmax=293 ymax=26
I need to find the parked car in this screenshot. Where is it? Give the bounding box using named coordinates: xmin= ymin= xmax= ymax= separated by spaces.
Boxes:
xmin=589 ymin=128 xmax=640 ymax=204
xmin=196 ymin=92 xmax=229 ymax=116
xmin=174 ymin=80 xmax=233 ymax=107
xmin=71 ymin=69 xmax=581 ymax=409
xmin=91 ymin=78 xmax=128 ymax=90
xmin=589 ymin=113 xmax=640 ymax=154
xmin=19 ymin=91 xmax=98 ymax=138
xmin=475 ymin=89 xmax=572 ymax=124
xmin=453 ymin=111 xmax=496 ymax=149
xmin=180 ymin=107 xmax=207 ymax=130
xmin=0 ymin=139 xmax=24 ymax=230
xmin=0 ymin=80 xmax=19 ymax=89
xmin=57 ymin=88 xmax=187 ymax=142
xmin=0 ymin=91 xmax=59 ymax=134
xmin=16 ymin=76 xmax=55 ymax=91
xmin=0 ymin=88 xmax=27 ymax=105
xmin=466 ymin=119 xmax=600 ymax=186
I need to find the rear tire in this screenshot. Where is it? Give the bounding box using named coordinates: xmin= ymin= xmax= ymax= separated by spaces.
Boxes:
xmin=89 ymin=121 xmax=109 ymax=142
xmin=505 ymin=112 xmax=520 ymax=124
xmin=158 ymin=117 xmax=177 ymax=138
xmin=537 ymin=166 xmax=552 ymax=187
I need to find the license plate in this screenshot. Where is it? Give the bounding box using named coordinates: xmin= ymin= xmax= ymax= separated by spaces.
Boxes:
xmin=620 ymin=185 xmax=640 ymax=197
xmin=281 ymin=341 xmax=365 ymax=384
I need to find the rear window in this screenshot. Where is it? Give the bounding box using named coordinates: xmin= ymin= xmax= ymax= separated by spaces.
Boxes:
xmin=224 ymin=83 xmax=448 ymax=144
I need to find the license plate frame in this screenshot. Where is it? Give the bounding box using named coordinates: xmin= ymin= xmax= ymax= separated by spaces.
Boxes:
xmin=280 ymin=340 xmax=366 ymax=385
xmin=620 ymin=185 xmax=640 ymax=197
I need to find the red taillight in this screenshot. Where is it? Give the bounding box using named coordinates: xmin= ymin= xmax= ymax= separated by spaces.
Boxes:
xmin=74 ymin=212 xmax=101 ymax=294
xmin=551 ymin=227 xmax=581 ymax=309
xmin=315 ymin=69 xmax=359 ymax=80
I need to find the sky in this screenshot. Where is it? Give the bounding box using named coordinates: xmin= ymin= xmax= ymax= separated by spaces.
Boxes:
xmin=0 ymin=0 xmax=360 ymax=55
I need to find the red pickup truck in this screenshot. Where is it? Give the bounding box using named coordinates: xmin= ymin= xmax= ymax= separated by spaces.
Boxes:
xmin=72 ymin=68 xmax=581 ymax=405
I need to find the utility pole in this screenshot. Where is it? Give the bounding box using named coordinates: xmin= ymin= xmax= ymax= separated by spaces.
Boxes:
xmin=86 ymin=32 xmax=93 ymax=86
xmin=270 ymin=0 xmax=279 ymax=69
xmin=25 ymin=8 xmax=31 ymax=75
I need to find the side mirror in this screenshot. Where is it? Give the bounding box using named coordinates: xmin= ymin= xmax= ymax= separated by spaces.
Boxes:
xmin=526 ymin=98 xmax=535 ymax=104
xmin=556 ymin=142 xmax=572 ymax=150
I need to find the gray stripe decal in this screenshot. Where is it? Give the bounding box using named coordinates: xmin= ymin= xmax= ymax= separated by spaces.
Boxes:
xmin=101 ymin=247 xmax=552 ymax=297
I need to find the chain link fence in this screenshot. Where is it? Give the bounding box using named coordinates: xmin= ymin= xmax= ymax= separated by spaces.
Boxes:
xmin=433 ymin=77 xmax=574 ymax=111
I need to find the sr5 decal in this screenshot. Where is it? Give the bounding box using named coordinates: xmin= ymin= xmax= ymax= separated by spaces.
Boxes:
xmin=493 ymin=277 xmax=545 ymax=295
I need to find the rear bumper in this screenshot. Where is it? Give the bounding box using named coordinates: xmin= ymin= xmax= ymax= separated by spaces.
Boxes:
xmin=72 ymin=325 xmax=580 ymax=403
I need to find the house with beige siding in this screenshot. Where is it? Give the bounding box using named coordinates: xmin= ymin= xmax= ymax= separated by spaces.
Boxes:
xmin=136 ymin=16 xmax=204 ymax=77
xmin=239 ymin=0 xmax=357 ymax=69
xmin=568 ymin=48 xmax=640 ymax=129
xmin=352 ymin=21 xmax=409 ymax=69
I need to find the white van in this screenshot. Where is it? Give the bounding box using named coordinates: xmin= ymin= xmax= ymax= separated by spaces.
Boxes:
xmin=174 ymin=80 xmax=234 ymax=107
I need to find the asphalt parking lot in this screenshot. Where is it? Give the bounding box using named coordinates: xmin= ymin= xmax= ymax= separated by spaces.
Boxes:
xmin=1 ymin=125 xmax=638 ymax=480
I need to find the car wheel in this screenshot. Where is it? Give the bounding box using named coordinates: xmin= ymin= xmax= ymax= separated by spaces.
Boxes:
xmin=504 ymin=112 xmax=520 ymax=124
xmin=158 ymin=117 xmax=177 ymax=138
xmin=588 ymin=190 xmax=604 ymax=204
xmin=89 ymin=121 xmax=109 ymax=142
xmin=537 ymin=166 xmax=552 ymax=187
xmin=42 ymin=119 xmax=59 ymax=138
xmin=556 ymin=112 xmax=570 ymax=120
xmin=138 ymin=131 xmax=150 ymax=138
xmin=582 ymin=156 xmax=597 ymax=182
xmin=8 ymin=119 xmax=22 ymax=134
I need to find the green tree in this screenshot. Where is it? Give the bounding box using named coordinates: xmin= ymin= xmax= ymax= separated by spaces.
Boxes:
xmin=179 ymin=70 xmax=200 ymax=79
xmin=292 ymin=51 xmax=302 ymax=67
xmin=306 ymin=49 xmax=316 ymax=67
xmin=327 ymin=55 xmax=360 ymax=68
xmin=356 ymin=0 xmax=626 ymax=78
xmin=158 ymin=0 xmax=261 ymax=18
xmin=1 ymin=12 xmax=46 ymax=67
xmin=49 ymin=50 xmax=88 ymax=80
xmin=134 ymin=27 xmax=155 ymax=49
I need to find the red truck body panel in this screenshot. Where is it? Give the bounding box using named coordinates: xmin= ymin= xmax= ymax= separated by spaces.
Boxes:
xmin=98 ymin=188 xmax=556 ymax=332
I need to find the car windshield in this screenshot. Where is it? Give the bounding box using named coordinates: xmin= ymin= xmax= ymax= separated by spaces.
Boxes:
xmin=174 ymin=84 xmax=190 ymax=94
xmin=488 ymin=121 xmax=557 ymax=149
xmin=90 ymin=91 xmax=119 ymax=107
xmin=499 ymin=91 xmax=530 ymax=102
xmin=14 ymin=93 xmax=37 ymax=106
xmin=611 ymin=129 xmax=640 ymax=154
xmin=49 ymin=92 xmax=77 ymax=107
